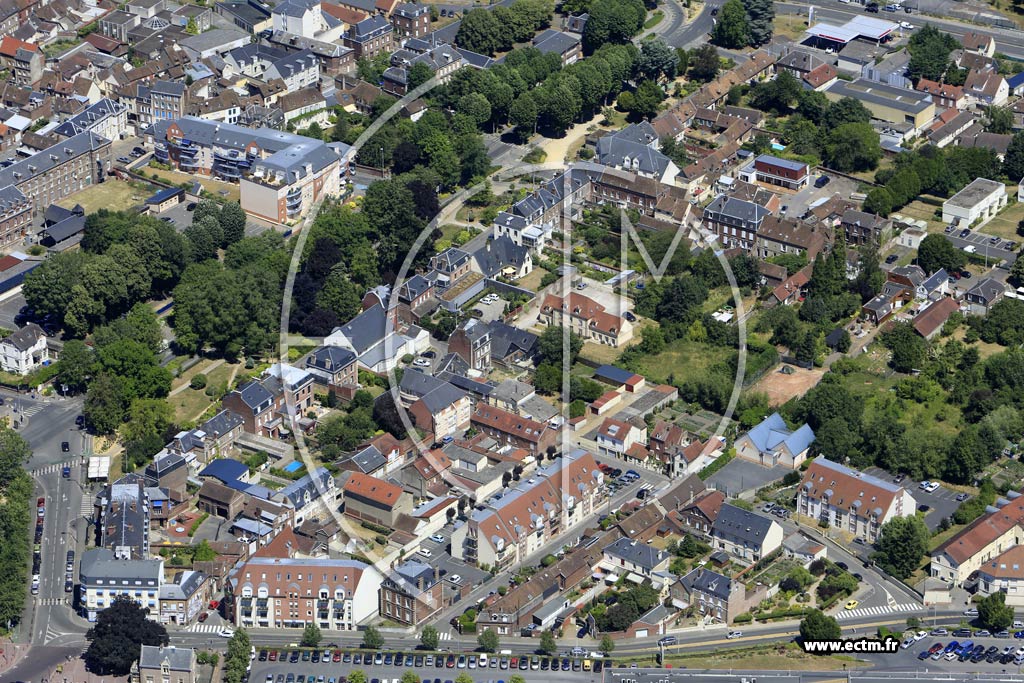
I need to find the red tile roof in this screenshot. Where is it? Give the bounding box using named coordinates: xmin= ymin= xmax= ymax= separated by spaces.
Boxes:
xmin=343 ymin=471 xmax=404 ymax=508
xmin=0 ymin=36 xmax=39 ymax=57
xmin=913 ymin=297 xmax=959 ymax=338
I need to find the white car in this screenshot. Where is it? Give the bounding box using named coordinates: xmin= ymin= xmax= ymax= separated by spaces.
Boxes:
xmin=919 ymin=481 xmax=930 ymax=489
xmin=430 ymin=533 xmax=446 ymax=543
xmin=925 ymin=482 xmax=941 ymax=493
xmin=914 ymin=631 xmax=928 ymax=641
xmin=413 ymin=358 xmax=431 ymax=367
xmin=900 ymin=20 xmax=913 ymax=28
xmin=449 ymin=574 xmax=462 ymax=584
xmin=417 ymin=547 xmax=432 ymax=558
xmin=726 ymin=631 xmax=743 ymax=639
xmin=218 ymin=628 xmax=235 ymax=638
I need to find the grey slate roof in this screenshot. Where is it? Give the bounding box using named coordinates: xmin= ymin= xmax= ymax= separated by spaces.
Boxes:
xmin=350 ymin=14 xmax=391 ymax=40
xmin=307 ymin=345 xmax=357 ymax=373
xmin=139 ymin=645 xmax=194 ymax=672
xmin=270 ymin=49 xmax=318 ymax=79
xmin=712 ymin=503 xmax=776 ymax=547
xmin=3 ymin=323 xmax=44 ymax=352
xmin=704 ymin=194 xmax=770 ymax=225
xmin=486 ymin=320 xmax=538 ymax=360
xmin=233 ymin=378 xmax=275 ymax=411
xmin=400 ymin=368 xmax=448 ymax=399
xmin=332 ymin=304 xmax=387 ymax=355
xmin=53 ymin=98 xmax=125 ymax=138
xmin=0 ymin=131 xmax=107 ymax=191
xmin=349 ymin=444 xmax=387 ymax=473
xmin=277 ymin=466 xmax=333 ymax=510
xmin=531 ymin=28 xmax=579 ymax=56
xmin=79 ymin=548 xmax=162 ymax=584
xmin=681 ymin=567 xmax=733 ymax=601
xmin=159 ymin=569 xmax=206 ymax=600
xmin=418 ymin=382 xmax=467 ymax=413
xmin=473 ymin=236 xmax=530 ymax=278
xmin=603 ymin=536 xmax=668 ymax=572
xmin=201 ymin=409 xmax=243 ymax=438
xmin=967 ymin=276 xmax=1006 ymax=304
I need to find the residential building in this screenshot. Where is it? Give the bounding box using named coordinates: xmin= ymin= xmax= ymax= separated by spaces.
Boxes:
xmin=232 ymin=543 xmax=383 ymax=630
xmin=277 ymin=87 xmax=328 ymax=125
xmin=343 ymin=15 xmax=393 ymax=59
xmin=305 ymin=345 xmax=358 ymax=392
xmin=916 ymin=79 xmax=966 ymax=111
xmin=824 ymin=78 xmax=935 ymax=130
xmin=702 ymin=194 xmax=770 ymax=252
xmin=738 ymin=154 xmax=809 ymax=191
xmin=675 ymin=567 xmax=767 ymax=624
xmin=965 ymin=69 xmax=1009 ymax=106
xmin=595 ymin=122 xmax=678 ymax=184
xmin=158 ymin=571 xmax=210 ymax=625
xmin=409 ymin=382 xmax=471 ymax=441
xmin=753 ymin=215 xmax=826 ymax=262
xmin=486 ymin=321 xmax=538 ymax=367
xmin=470 ymin=405 xmax=556 ymax=454
xmin=0 ymin=186 xmax=31 ymax=248
xmin=78 ymin=548 xmax=163 ymax=622
xmin=0 ymin=131 xmax=110 ymax=216
xmin=266 ymin=49 xmax=321 ymax=92
xmin=595 ymin=417 xmax=647 ymax=460
xmin=390 ymin=3 xmax=430 ymax=39
xmin=0 ymin=37 xmax=42 ymax=85
xmin=601 ymin=537 xmax=670 ymax=579
xmin=0 ymin=323 xmax=46 ymax=375
xmin=976 ymin=545 xmax=1024 ymax=606
xmin=378 ymin=561 xmax=442 ymax=625
xmin=217 ymin=0 xmax=274 ymax=32
xmin=97 ymin=474 xmax=151 ymax=560
xmin=797 ymin=455 xmax=917 ymax=543
xmin=538 ymin=292 xmax=633 ymax=347
xmin=942 ymin=178 xmax=1007 ymax=226
xmin=841 ymin=209 xmax=888 ymax=246
xmin=134 ymin=646 xmax=195 ymax=683
xmin=710 ymin=503 xmax=783 ymax=563
xmin=448 ymin=319 xmax=492 ymax=372
xmin=151 ymin=117 xmax=343 ymax=224
xmin=531 ymin=29 xmax=581 ymax=66
xmin=341 ymin=471 xmax=411 ymax=526
xmin=471 ymin=236 xmax=532 ymax=281
xmin=914 ymin=296 xmax=960 ymax=341
xmin=672 ymin=489 xmax=726 ymax=538
xmin=451 ymin=451 xmax=604 ymax=570
xmin=734 ymin=412 xmax=815 ymax=470
xmin=964 ymin=277 xmax=1007 ymax=315
xmin=861 ymin=48 xmax=911 ymax=89
xmin=963 ymin=31 xmax=996 ymax=56
xmin=932 ymin=493 xmax=1024 ymax=585
xmin=150 ymin=81 xmax=188 ymax=122
xmin=100 ymin=10 xmax=140 ymax=41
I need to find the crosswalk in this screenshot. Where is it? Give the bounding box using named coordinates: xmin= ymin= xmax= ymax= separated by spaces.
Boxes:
xmin=20 ymin=404 xmax=44 ymax=418
xmin=187 ymin=623 xmax=222 ymax=633
xmin=837 ymin=603 xmax=921 ymax=620
xmin=638 ymin=483 xmax=655 ymax=492
xmin=34 ymin=463 xmax=66 ymax=475
xmin=418 ymin=631 xmax=452 ymax=641
xmin=37 ymin=598 xmax=66 ymax=606
xmin=80 ymin=500 xmax=94 ymax=516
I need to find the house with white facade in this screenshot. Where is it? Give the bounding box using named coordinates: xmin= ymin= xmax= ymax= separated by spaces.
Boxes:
xmin=595 ymin=417 xmax=647 ymax=459
xmin=0 ymin=323 xmax=47 ymax=375
xmin=942 ymin=178 xmax=1007 ymax=227
xmin=733 ymin=412 xmax=815 ymax=469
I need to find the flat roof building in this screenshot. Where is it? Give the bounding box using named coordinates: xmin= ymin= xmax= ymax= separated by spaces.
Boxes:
xmin=824 ymin=78 xmax=935 ymax=129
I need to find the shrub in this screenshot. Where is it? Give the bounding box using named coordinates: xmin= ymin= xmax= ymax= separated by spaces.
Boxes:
xmin=190 ymin=373 xmax=207 ymax=389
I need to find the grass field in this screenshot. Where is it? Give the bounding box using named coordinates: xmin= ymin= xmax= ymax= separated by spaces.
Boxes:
xmin=626 ymin=336 xmax=733 ymax=385
xmin=518 ymin=268 xmax=549 ymax=292
xmin=643 ymin=9 xmax=664 ymax=28
xmin=772 ymin=14 xmax=808 ymax=40
xmin=146 ymin=165 xmax=240 ymax=202
xmin=662 ymin=644 xmax=867 ymax=671
xmin=171 ymin=360 xmax=238 ymax=423
xmin=979 ymin=194 xmax=1024 ymax=241
xmin=895 ymin=197 xmax=944 ymax=232
xmin=58 ymin=179 xmax=154 ymax=214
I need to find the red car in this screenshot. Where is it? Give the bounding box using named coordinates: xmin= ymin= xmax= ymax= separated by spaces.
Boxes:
xmin=197 ymin=612 xmax=209 ymax=622
xmin=332 ymin=651 xmax=342 ymax=662
xmin=209 ymin=600 xmax=220 ymax=609
xmin=269 ymin=651 xmax=278 ymax=662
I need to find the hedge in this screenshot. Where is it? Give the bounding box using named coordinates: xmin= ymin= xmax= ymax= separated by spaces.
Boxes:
xmin=698 ymin=449 xmax=735 ymax=480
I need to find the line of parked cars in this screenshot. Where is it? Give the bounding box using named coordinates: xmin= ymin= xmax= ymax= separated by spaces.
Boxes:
xmin=914 ymin=640 xmax=1024 ymax=665
xmin=259 ymin=650 xmax=604 ymax=675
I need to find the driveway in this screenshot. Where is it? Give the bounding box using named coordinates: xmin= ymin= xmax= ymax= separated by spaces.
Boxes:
xmin=787 ymin=175 xmax=859 ymax=220
xmin=864 ymin=466 xmax=962 ymax=531
xmin=940 ymin=228 xmax=1018 ymax=268
xmin=706 ymin=458 xmax=790 ymax=496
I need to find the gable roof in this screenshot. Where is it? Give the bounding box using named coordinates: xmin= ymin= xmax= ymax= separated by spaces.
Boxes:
xmin=342 ymin=471 xmax=404 ymax=508
xmin=603 ymin=536 xmax=668 ymax=571
xmin=712 ymin=503 xmax=777 ymax=546
xmin=800 ymin=455 xmax=909 ymax=519
xmin=744 ymin=412 xmax=815 ymax=456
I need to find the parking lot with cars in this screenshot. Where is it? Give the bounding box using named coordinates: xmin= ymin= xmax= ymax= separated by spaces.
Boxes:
xmin=250 ymin=648 xmax=614 ymax=683
xmin=856 ymin=623 xmax=1024 ymax=671
xmin=863 ymin=468 xmax=963 ymax=531
xmin=941 ymin=226 xmax=1019 ymax=268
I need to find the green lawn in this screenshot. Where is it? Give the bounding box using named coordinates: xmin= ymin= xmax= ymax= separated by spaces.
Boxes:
xmin=627 ymin=337 xmax=733 ymax=385
xmin=980 ymin=194 xmax=1024 ymax=242
xmin=58 ymin=179 xmax=156 ymax=214
xmin=643 ymin=9 xmax=664 ymax=28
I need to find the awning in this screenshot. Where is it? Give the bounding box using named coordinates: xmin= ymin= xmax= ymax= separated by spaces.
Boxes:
xmin=626 ymin=572 xmax=645 ymax=584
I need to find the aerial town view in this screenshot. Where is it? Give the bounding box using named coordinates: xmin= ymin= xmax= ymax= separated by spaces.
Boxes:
xmin=10 ymin=0 xmax=1024 ymax=679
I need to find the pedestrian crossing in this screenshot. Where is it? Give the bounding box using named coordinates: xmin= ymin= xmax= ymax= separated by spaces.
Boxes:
xmin=638 ymin=483 xmax=655 ymax=492
xmin=20 ymin=404 xmax=44 ymax=418
xmin=837 ymin=603 xmax=921 ymax=620
xmin=37 ymin=598 xmax=66 ymax=606
xmin=80 ymin=500 xmax=94 ymax=516
xmin=34 ymin=463 xmax=67 ymax=475
xmin=187 ymin=623 xmax=222 ymax=633
xmin=418 ymin=631 xmax=452 ymax=641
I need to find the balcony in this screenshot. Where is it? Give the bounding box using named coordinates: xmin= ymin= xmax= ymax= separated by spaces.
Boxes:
xmin=179 ymin=156 xmax=199 ymax=169
xmin=286 ymin=192 xmax=303 ymax=209
xmin=154 ymin=147 xmax=169 ymax=162
xmin=213 ymin=147 xmax=241 ymax=162
xmin=216 ymin=166 xmax=242 ymax=180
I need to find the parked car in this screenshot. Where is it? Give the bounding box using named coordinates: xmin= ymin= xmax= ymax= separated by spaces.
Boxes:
xmin=960 ymin=229 xmax=971 ymax=238
xmin=956 ymin=493 xmax=969 ymax=501
xmin=885 ymin=254 xmax=899 ymax=264
xmin=865 ymin=2 xmax=879 ymax=11
xmin=726 ymin=631 xmax=743 ymax=639
xmin=814 ymin=175 xmax=831 ymax=188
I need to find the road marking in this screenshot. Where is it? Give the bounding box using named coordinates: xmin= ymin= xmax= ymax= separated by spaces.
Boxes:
xmin=187 ymin=624 xmax=221 ymax=633
xmin=80 ymin=500 xmax=93 ymax=516
xmin=837 ymin=603 xmax=921 ymax=620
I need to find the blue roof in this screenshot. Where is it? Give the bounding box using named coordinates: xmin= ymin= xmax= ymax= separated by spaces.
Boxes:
xmin=199 ymin=458 xmax=248 ymax=485
xmin=1008 ymin=72 xmax=1024 ymax=89
xmin=755 ymin=154 xmax=807 ymax=172
xmin=146 ymin=186 xmax=184 ymax=205
xmin=745 ymin=412 xmax=815 ymax=457
xmin=593 ymin=365 xmax=636 ymax=385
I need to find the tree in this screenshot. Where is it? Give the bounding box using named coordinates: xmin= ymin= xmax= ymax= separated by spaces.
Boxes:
xmin=600 ymin=634 xmax=615 ymax=655
xmin=711 ymin=0 xmax=748 ymax=48
xmin=799 ymin=609 xmax=841 ymax=646
xmin=58 ymin=338 xmax=94 ymax=393
xmin=408 ymin=61 xmax=434 ymax=90
xmin=881 ymin=321 xmax=927 ymax=373
xmin=455 ymin=675 xmax=473 ymax=683
xmin=186 ymin=215 xmax=222 ymax=262
xmin=84 ymin=373 xmax=128 ymax=434
xmin=823 ymin=122 xmax=881 ymax=172
xmin=478 ymin=629 xmax=499 ymax=653
xmin=918 ymin=233 xmax=966 ymax=275
xmin=421 ymin=625 xmax=440 ymax=650
xmin=539 ymin=630 xmax=557 ymax=655
xmin=582 ymin=0 xmax=644 ymax=53
xmin=363 ymin=625 xmax=384 ymax=649
xmin=509 ymin=94 xmax=538 ymax=137
xmin=743 ymin=0 xmax=774 ymax=45
xmin=192 ymin=539 xmax=217 ymax=562
xmin=538 ymin=325 xmax=583 ymax=366
xmin=978 ymin=591 xmax=1015 ymax=631
xmin=85 ymin=595 xmax=169 ymax=674
xmin=908 ymin=24 xmax=958 ymax=81
xmin=872 ymin=515 xmax=930 ymax=580
xmin=637 ymin=37 xmax=677 ymax=81
xmin=224 ymin=629 xmax=252 ymax=683
xmin=219 ymin=202 xmax=246 ymax=247
xmin=458 ymin=92 xmax=492 ymax=128
xmin=301 ymin=623 xmax=322 ymax=647
xmin=456 ymin=8 xmax=503 ymax=55
xmin=985 ymin=105 xmax=1014 ymax=134
xmin=823 ymin=97 xmax=871 ymax=129
xmin=1005 ymin=130 xmax=1024 ymax=181
xmin=625 ymin=80 xmax=664 ymax=120
xmin=349 ymin=671 xmax=368 ymax=683
xmin=689 ymin=44 xmax=720 ymax=82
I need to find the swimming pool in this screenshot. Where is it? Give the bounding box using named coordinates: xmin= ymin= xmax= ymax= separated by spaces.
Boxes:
xmin=771 ymin=143 xmax=786 ymax=152
xmin=282 ymin=461 xmax=304 ymax=473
